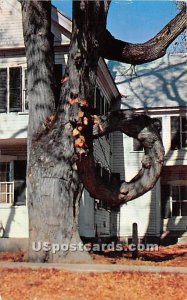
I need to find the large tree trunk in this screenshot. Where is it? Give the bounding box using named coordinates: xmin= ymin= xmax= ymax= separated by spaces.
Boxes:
xmin=21 ymin=0 xmax=95 ymax=263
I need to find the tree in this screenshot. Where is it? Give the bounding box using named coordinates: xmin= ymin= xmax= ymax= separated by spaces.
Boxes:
xmin=21 ymin=0 xmax=186 ymax=262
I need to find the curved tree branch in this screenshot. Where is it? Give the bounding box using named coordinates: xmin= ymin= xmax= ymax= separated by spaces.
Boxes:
xmin=77 ymin=111 xmax=165 ymax=206
xmin=100 ymin=6 xmax=186 ymax=64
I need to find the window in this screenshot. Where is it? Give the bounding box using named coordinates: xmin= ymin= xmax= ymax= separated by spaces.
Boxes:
xmin=0 ymin=67 xmax=25 ymax=113
xmin=172 ymin=186 xmax=187 ymax=217
xmin=94 ymin=86 xmax=109 ymax=115
xmin=0 ymin=162 xmax=14 ymax=204
xmin=23 ymin=69 xmax=28 ymax=111
xmin=161 ymin=184 xmax=187 ymax=217
xmin=171 ymin=116 xmax=187 ymax=150
xmin=9 ymin=67 xmax=22 ymax=112
xmin=0 ymin=68 xmax=7 ymax=112
xmin=0 ymin=161 xmax=26 ymax=205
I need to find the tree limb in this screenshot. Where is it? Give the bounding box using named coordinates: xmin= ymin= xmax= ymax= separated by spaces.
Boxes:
xmin=77 ymin=111 xmax=165 ymax=206
xmin=100 ymin=6 xmax=186 ymax=64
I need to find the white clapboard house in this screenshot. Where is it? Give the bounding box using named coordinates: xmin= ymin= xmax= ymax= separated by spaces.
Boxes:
xmin=107 ymin=53 xmax=187 ymax=243
xmin=0 ymin=0 xmax=120 ymax=247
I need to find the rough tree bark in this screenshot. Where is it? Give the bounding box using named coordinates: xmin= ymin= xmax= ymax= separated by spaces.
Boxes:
xmin=21 ymin=0 xmax=186 ymax=262
xmin=22 ymin=1 xmax=91 ymax=263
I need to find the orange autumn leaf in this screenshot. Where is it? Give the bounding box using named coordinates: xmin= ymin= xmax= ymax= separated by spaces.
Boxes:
xmin=75 ymin=138 xmax=84 ymax=148
xmin=77 ymin=126 xmax=83 ymax=131
xmin=78 ymin=111 xmax=84 ymax=118
xmin=75 ymin=135 xmax=85 ymax=148
xmin=68 ymin=98 xmax=79 ymax=105
xmin=73 ymin=128 xmax=80 ymax=136
xmin=83 ymin=117 xmax=88 ymax=125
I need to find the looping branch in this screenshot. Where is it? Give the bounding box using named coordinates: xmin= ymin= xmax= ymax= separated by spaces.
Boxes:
xmin=77 ymin=110 xmax=165 ymax=206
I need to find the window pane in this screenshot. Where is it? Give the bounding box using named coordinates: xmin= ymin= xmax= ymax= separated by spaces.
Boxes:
xmin=95 ymin=88 xmax=100 ymax=114
xmin=161 ymin=184 xmax=171 ymax=219
xmin=14 ymin=180 xmax=26 ymax=206
xmin=181 ymin=203 xmax=187 ymax=216
xmin=182 ymin=116 xmax=187 ymax=131
xmin=171 ymin=132 xmax=180 ymax=150
xmin=171 ymin=116 xmax=180 ymax=132
xmin=180 ymin=186 xmax=187 ymax=200
xmin=14 ymin=161 xmax=26 ymax=180
xmin=171 ymin=117 xmax=180 ymax=150
xmin=172 ymin=202 xmax=180 ymax=216
xmin=0 ymin=68 xmax=7 ymax=112
xmin=9 ymin=67 xmax=22 ymax=112
xmin=24 ymin=69 xmax=29 ymax=110
xmin=182 ymin=133 xmax=187 ymax=148
xmin=153 ymin=117 xmax=162 ymax=134
xmin=0 ymin=162 xmax=9 ymax=181
xmin=172 ymin=186 xmax=179 ymax=200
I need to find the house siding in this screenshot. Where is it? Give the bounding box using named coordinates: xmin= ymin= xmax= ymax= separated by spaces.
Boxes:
xmin=0 ymin=114 xmax=28 ymax=139
xmin=0 ymin=205 xmax=28 ymax=238
xmin=0 ymin=0 xmax=24 ymax=49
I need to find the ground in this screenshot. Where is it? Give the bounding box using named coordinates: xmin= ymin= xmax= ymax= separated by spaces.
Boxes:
xmin=0 ymin=244 xmax=186 ymax=300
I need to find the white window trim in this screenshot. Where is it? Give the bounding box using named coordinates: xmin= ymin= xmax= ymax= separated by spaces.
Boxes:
xmin=0 ymin=160 xmax=27 ymax=206
xmin=170 ymin=184 xmax=187 ymax=217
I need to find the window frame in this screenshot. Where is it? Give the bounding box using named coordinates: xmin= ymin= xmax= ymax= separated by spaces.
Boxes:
xmin=22 ymin=67 xmax=28 ymax=113
xmin=94 ymin=85 xmax=110 ymax=115
xmin=0 ymin=160 xmax=27 ymax=206
xmin=0 ymin=66 xmax=28 ymax=114
xmin=0 ymin=161 xmax=14 ymax=204
xmin=170 ymin=115 xmax=187 ymax=150
xmin=170 ymin=185 xmax=187 ymax=217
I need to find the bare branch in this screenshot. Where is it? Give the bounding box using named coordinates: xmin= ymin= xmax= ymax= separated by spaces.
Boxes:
xmin=100 ymin=6 xmax=186 ymax=64
xmin=77 ymin=111 xmax=165 ymax=206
